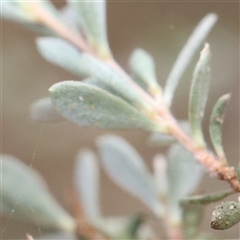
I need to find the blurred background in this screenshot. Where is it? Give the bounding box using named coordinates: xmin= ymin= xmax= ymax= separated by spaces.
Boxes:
xmin=2 ymin=1 xmax=239 ymax=239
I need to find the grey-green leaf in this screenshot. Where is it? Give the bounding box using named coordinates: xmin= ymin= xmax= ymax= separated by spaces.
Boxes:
xmin=164 ymin=13 xmax=217 ymax=106
xmin=148 ymin=132 xmax=175 ymax=147
xmin=211 ymin=201 xmax=240 ymax=230
xmin=68 ymin=0 xmax=111 ymax=58
xmin=30 ymin=97 xmax=64 ymax=123
xmin=49 ymin=81 xmax=167 ymax=131
xmin=167 ymin=144 xmax=204 ymax=224
xmin=148 ymin=120 xmax=191 ymax=147
xmin=180 ymin=189 xmax=234 ymax=206
xmin=83 ymin=77 xmax=133 ymax=106
xmin=189 ymin=43 xmax=211 ymax=148
xmin=74 ymin=149 xmax=101 ymax=221
xmin=36 ymin=37 xmax=88 ymax=77
xmin=1 ymin=154 xmax=76 ymax=232
xmin=1 ymin=2 xmax=39 ymax=22
xmin=129 ymin=48 xmax=162 ymax=97
xmin=182 ymin=204 xmax=204 ymax=240
xmin=97 ymin=135 xmax=163 ymax=217
xmin=80 ymin=53 xmax=154 ymax=113
xmin=209 ymin=93 xmax=230 ymax=163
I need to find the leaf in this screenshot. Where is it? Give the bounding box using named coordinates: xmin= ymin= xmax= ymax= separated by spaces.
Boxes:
xmin=129 ymin=48 xmax=162 ymax=97
xmin=167 ymin=144 xmax=204 ymax=224
xmin=94 ymin=216 xmax=129 ymax=238
xmin=80 ymin=53 xmax=154 ymax=113
xmin=163 ymin=13 xmax=217 ymax=106
xmin=97 ymin=135 xmax=163 ymax=217
xmin=83 ymin=77 xmax=133 ymax=106
xmin=180 ymin=189 xmax=234 ymax=206
xmin=1 ymin=2 xmax=39 ymax=22
xmin=182 ymin=204 xmax=204 ymax=240
xmin=148 ymin=120 xmax=190 ymax=147
xmin=74 ymin=149 xmax=101 ymax=221
xmin=153 ymin=154 xmax=168 ymax=198
xmin=211 ymin=201 xmax=240 ymax=230
xmin=49 ymin=81 xmax=167 ymax=132
xmin=148 ymin=132 xmax=175 ymax=147
xmin=189 ymin=43 xmax=211 ymax=148
xmin=29 ymin=97 xmax=64 ymax=123
xmin=209 ymin=93 xmax=230 ymax=164
xmin=1 ymin=1 xmax=61 ymax=35
xmin=36 ymin=37 xmax=88 ymax=77
xmin=68 ymin=0 xmax=111 ymax=58
xmin=125 ymin=213 xmax=146 ymax=238
xmin=38 ymin=232 xmax=76 ymax=240
xmin=1 ymin=154 xmax=76 ymax=232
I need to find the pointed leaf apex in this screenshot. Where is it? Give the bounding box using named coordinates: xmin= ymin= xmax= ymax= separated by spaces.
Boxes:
xmin=201 ymin=43 xmax=211 ymax=58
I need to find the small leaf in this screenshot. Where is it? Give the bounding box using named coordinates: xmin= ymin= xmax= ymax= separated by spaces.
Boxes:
xmin=180 ymin=189 xmax=234 ymax=206
xmin=1 ymin=2 xmax=39 ymax=22
xmin=148 ymin=120 xmax=190 ymax=147
xmin=83 ymin=77 xmax=133 ymax=106
xmin=74 ymin=149 xmax=101 ymax=221
xmin=36 ymin=37 xmax=88 ymax=77
xmin=129 ymin=48 xmax=162 ymax=97
xmin=80 ymin=53 xmax=154 ymax=113
xmin=189 ymin=43 xmax=211 ymax=148
xmin=153 ymin=154 xmax=169 ymax=198
xmin=196 ymin=232 xmax=216 ymax=240
xmin=211 ymin=201 xmax=240 ymax=230
xmin=125 ymin=213 xmax=146 ymax=238
xmin=182 ymin=204 xmax=204 ymax=239
xmin=167 ymin=144 xmax=204 ymax=224
xmin=49 ymin=81 xmax=167 ymax=132
xmin=94 ymin=216 xmax=129 ymax=238
xmin=1 ymin=1 xmax=61 ymax=35
xmin=97 ymin=135 xmax=163 ymax=216
xmin=1 ymin=154 xmax=76 ymax=232
xmin=164 ymin=13 xmax=217 ymax=106
xmin=29 ymin=97 xmax=64 ymax=123
xmin=209 ymin=93 xmax=231 ymax=164
xmin=68 ymin=0 xmax=111 ymax=58
xmin=148 ymin=132 xmax=175 ymax=147
xmin=38 ymin=232 xmax=76 ymax=240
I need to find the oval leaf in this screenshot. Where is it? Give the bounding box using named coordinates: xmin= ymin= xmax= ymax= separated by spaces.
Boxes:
xmin=97 ymin=135 xmax=163 ymax=217
xmin=189 ymin=43 xmax=211 ymax=148
xmin=49 ymin=81 xmax=167 ymax=132
xmin=80 ymin=53 xmax=154 ymax=113
xmin=167 ymin=144 xmax=204 ymax=224
xmin=1 ymin=154 xmax=76 ymax=232
xmin=74 ymin=149 xmax=101 ymax=221
xmin=83 ymin=77 xmax=133 ymax=106
xmin=163 ymin=13 xmax=217 ymax=105
xmin=209 ymin=93 xmax=230 ymax=164
xmin=36 ymin=37 xmax=88 ymax=77
xmin=211 ymin=201 xmax=240 ymax=230
xmin=129 ymin=48 xmax=162 ymax=97
xmin=68 ymin=0 xmax=111 ymax=58
xmin=30 ymin=97 xmax=64 ymax=123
